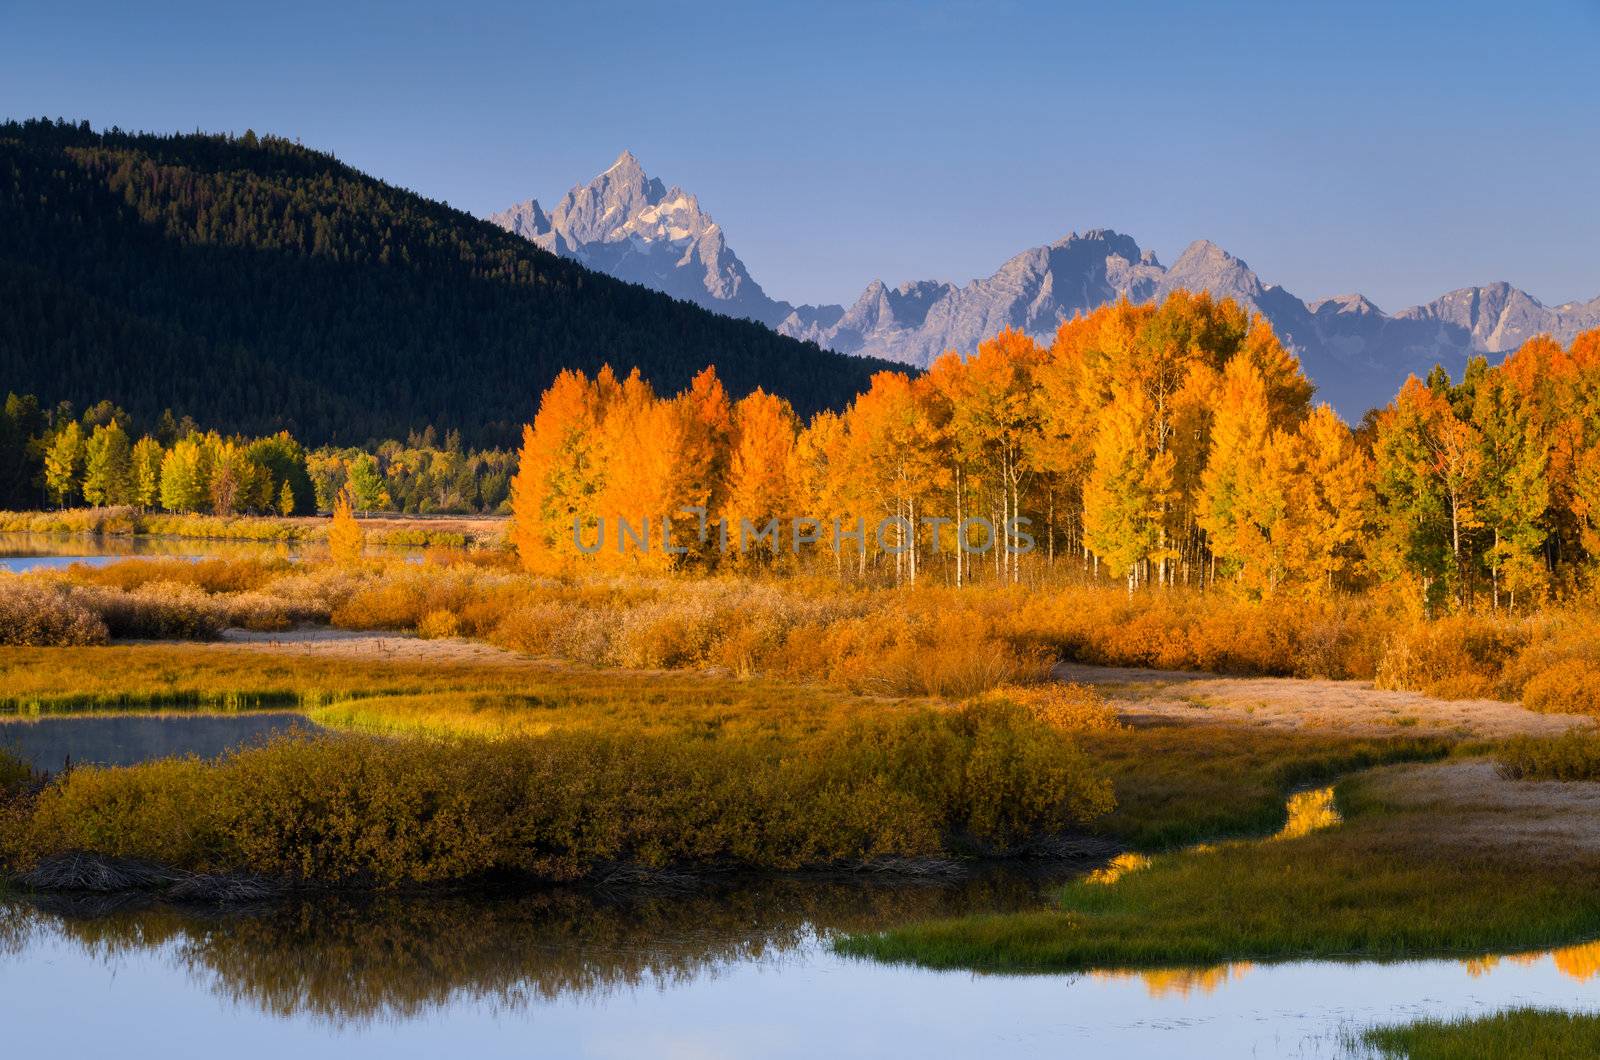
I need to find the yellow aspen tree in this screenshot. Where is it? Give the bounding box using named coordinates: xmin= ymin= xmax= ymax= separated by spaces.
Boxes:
xmin=1198 ymin=355 xmax=1273 ymax=589
xmin=328 ymin=487 xmax=365 ymax=566
xmin=1083 ymin=379 xmax=1164 ymax=593
xmin=1278 ymin=405 xmax=1370 ymax=595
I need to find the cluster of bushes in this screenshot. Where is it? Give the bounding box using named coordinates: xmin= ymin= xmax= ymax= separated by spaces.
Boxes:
xmin=0 ymin=558 xmax=353 ymax=644
xmin=0 ymin=581 xmax=109 ymax=645
xmin=1497 ymin=728 xmax=1600 ymax=782
xmin=0 ymin=701 xmax=1114 ymax=886
xmin=0 ymin=748 xmax=30 ymax=793
xmin=9 ymin=551 xmax=1600 ymax=713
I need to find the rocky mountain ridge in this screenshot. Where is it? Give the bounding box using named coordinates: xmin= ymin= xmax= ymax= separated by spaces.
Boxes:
xmin=490 ymin=153 xmax=1600 ymax=417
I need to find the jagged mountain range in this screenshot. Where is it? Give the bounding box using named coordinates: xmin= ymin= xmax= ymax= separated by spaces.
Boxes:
xmin=490 ymin=152 xmax=1600 ymax=418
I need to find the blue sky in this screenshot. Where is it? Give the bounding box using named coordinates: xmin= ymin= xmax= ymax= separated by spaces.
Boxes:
xmin=5 ymin=0 xmax=1598 ymax=311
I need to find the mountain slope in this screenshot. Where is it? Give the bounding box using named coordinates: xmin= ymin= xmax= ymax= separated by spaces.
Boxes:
xmin=492 ymin=154 xmax=1600 ymax=420
xmin=0 ymin=121 xmax=898 ymax=446
xmin=489 ymin=151 xmax=796 ymax=328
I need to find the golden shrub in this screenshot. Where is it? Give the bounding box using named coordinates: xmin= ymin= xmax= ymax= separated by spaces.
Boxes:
xmin=1521 ymin=660 xmax=1600 ymax=716
xmin=415 ymin=609 xmax=461 ymax=640
xmin=0 ymin=581 xmax=109 ymax=646
xmin=5 ymin=704 xmax=1115 ymax=885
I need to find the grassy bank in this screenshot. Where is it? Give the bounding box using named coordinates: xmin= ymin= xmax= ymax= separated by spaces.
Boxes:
xmin=835 ymin=761 xmax=1600 ymax=971
xmin=0 ymin=701 xmax=1113 ymax=887
xmin=10 ymin=551 xmax=1600 ymax=709
xmin=1357 ymin=1008 xmax=1600 ymax=1059
xmin=1082 ymin=724 xmax=1453 ymax=848
xmin=0 ymin=507 xmax=505 ymax=548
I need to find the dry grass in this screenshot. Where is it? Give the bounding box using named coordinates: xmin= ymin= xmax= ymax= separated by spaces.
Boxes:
xmin=9 ymin=553 xmax=1600 ymax=711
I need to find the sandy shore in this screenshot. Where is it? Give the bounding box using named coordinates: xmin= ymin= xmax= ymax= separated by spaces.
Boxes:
xmin=1054 ymin=661 xmax=1587 ymax=739
xmin=216 ymin=627 xmax=529 ymax=665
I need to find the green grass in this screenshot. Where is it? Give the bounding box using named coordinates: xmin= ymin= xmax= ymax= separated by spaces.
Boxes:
xmin=1081 ymin=723 xmax=1453 ymax=849
xmin=0 ymin=644 xmax=918 ymax=739
xmin=835 ymin=764 xmax=1600 ymax=972
xmin=1357 ymin=1008 xmax=1600 ymax=1059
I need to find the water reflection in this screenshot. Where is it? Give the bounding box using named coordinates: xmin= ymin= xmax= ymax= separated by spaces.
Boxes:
xmin=1090 ymin=962 xmax=1256 ymax=998
xmin=0 ymin=531 xmax=285 ymax=571
xmin=7 ymin=881 xmax=1600 ymax=1057
xmin=1464 ymin=939 xmax=1600 ymax=981
xmin=0 ymin=712 xmax=321 ymax=771
xmin=1273 ymin=786 xmax=1342 ymax=841
xmin=1 ymin=869 xmax=1080 ymax=1026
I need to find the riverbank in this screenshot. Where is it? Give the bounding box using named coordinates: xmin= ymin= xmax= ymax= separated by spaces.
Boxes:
xmin=0 ymin=508 xmax=507 ymax=548
xmin=835 ymin=757 xmax=1600 ymax=973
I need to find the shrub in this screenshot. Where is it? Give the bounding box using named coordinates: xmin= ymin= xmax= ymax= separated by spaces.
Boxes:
xmin=0 ymin=748 xmax=31 ymax=793
xmin=0 ymin=581 xmax=109 ymax=646
xmin=1520 ymin=659 xmax=1600 ymax=716
xmin=415 ymin=609 xmax=461 ymax=640
xmin=2 ymin=702 xmax=1113 ymax=885
xmin=981 ymin=683 xmax=1123 ymax=733
xmin=1497 ymin=728 xmax=1600 ymax=781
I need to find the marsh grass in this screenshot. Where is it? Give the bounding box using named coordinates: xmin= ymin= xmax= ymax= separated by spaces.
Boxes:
xmin=13 ymin=552 xmax=1600 ymax=706
xmin=1080 ymin=724 xmax=1452 ymax=848
xmin=0 ymin=645 xmax=925 ymax=740
xmin=1356 ymin=1008 xmax=1600 ymax=1059
xmin=835 ymin=764 xmax=1600 ymax=972
xmin=0 ymin=701 xmax=1114 ymax=886
xmin=1496 ymin=728 xmax=1600 ymax=781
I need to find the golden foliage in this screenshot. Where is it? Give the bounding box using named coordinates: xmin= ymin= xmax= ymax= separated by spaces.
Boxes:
xmin=328 ymin=488 xmax=365 ymax=566
xmin=3 ymin=701 xmax=1113 ymax=884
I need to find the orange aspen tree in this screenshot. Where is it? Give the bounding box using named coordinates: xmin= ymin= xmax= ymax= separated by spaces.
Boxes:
xmin=722 ymin=389 xmax=799 ymax=566
xmin=509 ymin=367 xmax=615 ymax=573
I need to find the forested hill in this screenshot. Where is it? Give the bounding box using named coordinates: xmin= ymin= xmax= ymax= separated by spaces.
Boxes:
xmin=0 ymin=119 xmax=899 ymax=446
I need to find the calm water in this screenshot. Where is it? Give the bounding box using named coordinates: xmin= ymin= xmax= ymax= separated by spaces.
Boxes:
xmin=2 ymin=700 xmax=1596 ymax=1053
xmin=0 ymin=712 xmax=321 ymax=772
xmin=0 ymin=531 xmax=438 ymax=571
xmin=3 ymin=881 xmax=1600 ymax=1058
xmin=0 ymin=531 xmax=286 ymax=572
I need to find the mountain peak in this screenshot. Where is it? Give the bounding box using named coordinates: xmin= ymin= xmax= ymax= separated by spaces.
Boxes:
xmin=1310 ymin=293 xmax=1383 ymax=317
xmin=489 ymin=150 xmax=794 ymax=328
xmin=607 ymin=149 xmax=643 ymax=173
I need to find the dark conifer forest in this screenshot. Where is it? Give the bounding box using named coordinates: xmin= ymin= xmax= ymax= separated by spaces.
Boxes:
xmin=0 ymin=118 xmax=898 ymax=446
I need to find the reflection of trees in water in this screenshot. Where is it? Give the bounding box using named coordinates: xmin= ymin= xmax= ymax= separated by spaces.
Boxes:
xmin=4 ymin=870 xmax=1066 ymax=1025
xmin=1462 ymin=940 xmax=1600 ymax=982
